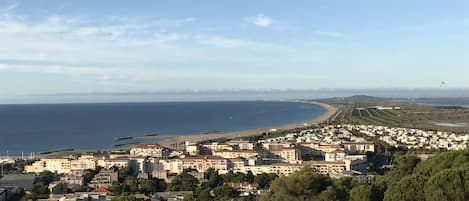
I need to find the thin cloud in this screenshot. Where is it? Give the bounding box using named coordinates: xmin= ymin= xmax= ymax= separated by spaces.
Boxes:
xmin=250 ymin=14 xmax=273 ymax=27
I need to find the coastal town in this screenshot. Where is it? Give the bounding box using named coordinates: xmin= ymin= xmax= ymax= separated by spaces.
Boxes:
xmin=1 ymin=119 xmax=468 ymax=201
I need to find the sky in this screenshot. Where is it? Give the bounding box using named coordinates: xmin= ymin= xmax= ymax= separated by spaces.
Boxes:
xmin=0 ymin=0 xmax=468 ymax=102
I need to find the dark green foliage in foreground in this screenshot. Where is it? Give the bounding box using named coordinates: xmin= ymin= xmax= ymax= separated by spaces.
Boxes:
xmin=36 ymin=170 xmax=58 ymax=186
xmin=256 ymin=149 xmax=469 ymax=201
xmin=167 ymin=169 xmax=199 ymax=192
xmin=25 ymin=184 xmax=50 ymax=200
xmin=5 ymin=187 xmax=25 ymax=201
xmin=51 ymin=183 xmax=73 ymax=194
xmin=259 ymin=167 xmax=333 ymax=201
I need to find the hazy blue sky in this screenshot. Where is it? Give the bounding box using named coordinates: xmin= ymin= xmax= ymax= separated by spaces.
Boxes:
xmin=0 ymin=0 xmax=468 ymax=100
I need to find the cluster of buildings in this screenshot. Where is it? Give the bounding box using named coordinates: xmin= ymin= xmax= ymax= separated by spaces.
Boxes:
xmin=22 ymin=127 xmax=372 ymax=188
xmin=344 ymin=124 xmax=469 ymax=150
xmin=11 ymin=123 xmax=468 ymax=200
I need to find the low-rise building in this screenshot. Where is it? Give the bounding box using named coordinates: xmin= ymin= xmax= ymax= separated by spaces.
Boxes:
xmin=38 ymin=193 xmax=107 ymax=201
xmin=25 ymin=159 xmax=71 ymax=174
xmin=268 ymin=147 xmax=301 ymax=163
xmin=130 ymin=144 xmax=169 ymax=158
xmin=88 ymin=169 xmax=118 ymax=189
xmin=159 ymin=155 xmax=228 ymax=174
xmin=96 ymin=159 xmax=128 ymax=169
xmin=238 ymin=163 xmax=302 ymax=176
xmin=0 ymin=174 xmax=36 ymax=191
xmin=212 ymin=150 xmax=260 ymax=159
xmin=226 ymin=140 xmax=255 ymax=150
xmin=60 ymin=170 xmax=85 ymax=187
xmin=342 ymin=142 xmax=375 ymax=153
xmin=70 ymin=159 xmax=96 ymax=171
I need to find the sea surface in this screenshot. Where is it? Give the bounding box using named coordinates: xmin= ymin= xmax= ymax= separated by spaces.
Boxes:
xmin=406 ymin=98 xmax=469 ymax=107
xmin=0 ymin=101 xmax=325 ymax=155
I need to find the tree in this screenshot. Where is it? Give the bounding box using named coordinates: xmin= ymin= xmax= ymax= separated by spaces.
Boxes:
xmin=212 ymin=185 xmax=239 ymax=201
xmin=139 ymin=179 xmax=156 ymax=195
xmin=424 ymin=167 xmax=468 ymax=201
xmin=349 ymin=184 xmax=374 ymax=201
xmin=109 ymin=195 xmax=146 ymax=201
xmin=259 ymin=167 xmax=332 ymax=201
xmin=37 ymin=170 xmax=57 ymax=185
xmin=196 ymin=188 xmax=212 ymax=201
xmin=52 ymin=183 xmax=71 ymax=194
xmin=167 ymin=169 xmax=199 ymax=192
xmin=118 ymin=166 xmax=135 ymax=182
xmin=222 ymin=170 xmax=247 ymax=183
xmin=393 ymin=154 xmax=421 ymax=179
xmin=122 ymin=176 xmax=138 ymax=193
xmin=255 ymin=173 xmax=278 ymax=189
xmin=383 ymin=175 xmax=427 ymax=201
xmin=26 ymin=184 xmax=50 ymax=200
xmin=203 ymin=168 xmax=223 ymax=189
xmin=246 ymin=171 xmax=255 ymax=183
xmin=108 ymin=182 xmax=122 ymax=195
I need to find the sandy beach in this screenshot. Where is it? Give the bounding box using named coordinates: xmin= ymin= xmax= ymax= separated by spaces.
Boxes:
xmin=136 ymin=101 xmax=338 ymax=149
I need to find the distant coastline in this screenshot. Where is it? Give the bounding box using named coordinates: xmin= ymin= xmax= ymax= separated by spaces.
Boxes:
xmin=136 ymin=101 xmax=337 ymax=148
xmin=0 ymin=100 xmax=327 ymax=156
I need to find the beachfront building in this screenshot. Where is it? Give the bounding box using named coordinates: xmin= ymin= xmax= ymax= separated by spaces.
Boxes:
xmin=237 ymin=163 xmax=302 ymax=176
xmin=96 ymin=159 xmax=129 ymax=169
xmin=25 ymin=159 xmax=71 ymax=174
xmin=225 ymin=140 xmax=255 ymax=150
xmin=212 ymin=150 xmax=260 ymax=159
xmin=160 ymin=155 xmax=229 ymax=174
xmin=130 ymin=144 xmax=169 ymax=158
xmin=70 ymin=158 xmax=97 ymax=171
xmin=185 ymin=142 xmax=200 ymax=156
xmin=201 ymin=142 xmax=233 ymax=154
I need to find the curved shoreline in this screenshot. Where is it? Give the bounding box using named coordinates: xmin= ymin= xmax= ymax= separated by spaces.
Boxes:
xmin=139 ymin=101 xmax=338 ymax=148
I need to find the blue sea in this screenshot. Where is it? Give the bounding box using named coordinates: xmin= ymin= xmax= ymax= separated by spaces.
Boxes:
xmin=0 ymin=101 xmax=325 ymax=155
xmin=406 ymin=98 xmax=469 ymax=107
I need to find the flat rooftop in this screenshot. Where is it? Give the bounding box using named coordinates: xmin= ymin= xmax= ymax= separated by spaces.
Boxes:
xmin=0 ymin=174 xmax=36 ymax=189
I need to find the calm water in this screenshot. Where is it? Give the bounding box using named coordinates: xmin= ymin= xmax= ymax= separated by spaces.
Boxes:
xmin=0 ymin=101 xmax=325 ymax=155
xmin=407 ymin=98 xmax=469 ymax=107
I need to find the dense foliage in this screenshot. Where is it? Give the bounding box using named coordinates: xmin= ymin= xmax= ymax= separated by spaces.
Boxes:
xmin=257 ymin=149 xmax=469 ymax=201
